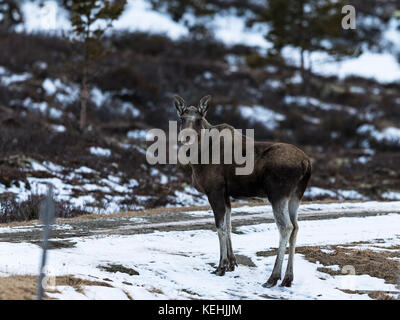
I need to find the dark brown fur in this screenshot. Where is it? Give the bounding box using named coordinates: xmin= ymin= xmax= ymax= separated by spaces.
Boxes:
xmin=174 ymin=95 xmax=311 ymax=287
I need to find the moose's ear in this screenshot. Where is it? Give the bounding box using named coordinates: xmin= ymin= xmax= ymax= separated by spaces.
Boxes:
xmin=198 ymin=95 xmax=211 ymax=116
xmin=174 ymin=95 xmax=186 ymax=116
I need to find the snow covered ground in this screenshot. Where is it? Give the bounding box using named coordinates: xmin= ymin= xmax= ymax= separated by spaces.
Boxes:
xmin=0 ymin=201 xmax=399 ymax=300
xmin=20 ymin=0 xmax=400 ymax=83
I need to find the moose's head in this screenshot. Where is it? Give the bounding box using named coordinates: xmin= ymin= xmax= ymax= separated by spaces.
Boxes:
xmin=173 ymin=95 xmax=211 ymax=144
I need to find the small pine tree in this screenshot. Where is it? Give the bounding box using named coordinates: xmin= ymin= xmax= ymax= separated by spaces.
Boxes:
xmin=151 ymin=0 xmax=391 ymax=96
xmin=249 ymin=0 xmax=387 ymax=95
xmin=394 ymin=10 xmax=400 ymax=64
xmin=64 ymin=0 xmax=126 ymax=131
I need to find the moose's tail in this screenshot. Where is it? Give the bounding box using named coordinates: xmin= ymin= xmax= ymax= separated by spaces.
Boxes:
xmin=296 ymin=158 xmax=312 ymax=199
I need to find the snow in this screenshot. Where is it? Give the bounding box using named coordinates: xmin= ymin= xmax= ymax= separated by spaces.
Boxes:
xmin=208 ymin=13 xmax=269 ymax=48
xmin=0 ymin=158 xmax=140 ymax=214
xmin=89 ymin=147 xmax=112 ymax=157
xmin=19 ymin=1 xmax=69 ymax=33
xmin=43 ymin=79 xmax=80 ymax=105
xmin=0 ymin=155 xmax=204 ymax=214
xmin=284 ymin=96 xmax=357 ymax=115
xmin=355 ymin=156 xmax=371 ymax=164
xmin=281 ymin=17 xmax=400 ymax=83
xmin=173 ymin=186 xmax=209 ymax=207
xmin=1 ymin=73 xmax=32 ymax=85
xmin=150 ymin=168 xmax=168 ymax=185
xmin=320 ymin=248 xmax=336 ymax=255
xmin=42 ymin=78 xmax=59 ymax=96
xmin=337 ymin=190 xmax=368 ymax=201
xmin=0 ymin=223 xmax=72 ymax=235
xmin=75 ymin=166 xmax=97 ymax=174
xmin=18 ymin=0 xmax=400 ymax=83
xmin=1 ymin=211 xmax=400 ymax=299
xmin=51 ymin=124 xmax=66 ymax=133
xmin=382 ymin=192 xmax=400 ymax=201
xmin=121 ymin=102 xmax=140 ymax=117
xmin=22 ymin=97 xmax=63 ymax=119
xmin=357 ymin=124 xmax=400 ymax=146
xmin=239 ymin=105 xmax=285 ymax=130
xmin=304 ymin=187 xmax=336 ymax=199
xmin=183 ymin=201 xmax=400 ymax=218
xmin=81 ymin=286 xmax=130 ymax=300
xmin=127 ymin=130 xmax=148 ymax=140
xmin=311 ymin=52 xmax=400 ymax=84
xmin=91 ymin=87 xmax=110 ymax=107
xmin=0 ymin=68 xmax=32 ymax=85
xmin=114 ymin=0 xmax=188 ymax=39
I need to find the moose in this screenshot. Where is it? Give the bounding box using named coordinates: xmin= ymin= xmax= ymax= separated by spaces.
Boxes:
xmin=173 ymin=95 xmax=312 ymax=288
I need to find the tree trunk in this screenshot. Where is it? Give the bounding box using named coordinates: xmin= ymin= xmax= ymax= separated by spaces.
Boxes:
xmin=80 ymin=35 xmax=89 ymax=132
xmin=80 ymin=69 xmax=88 ymax=131
xmin=298 ymin=0 xmax=309 ymax=98
xmin=300 ymin=47 xmax=305 ymax=83
xmin=300 ymin=47 xmax=307 ymax=90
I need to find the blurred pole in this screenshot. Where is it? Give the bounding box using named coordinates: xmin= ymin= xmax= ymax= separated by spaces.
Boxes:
xmin=37 ymin=184 xmax=56 ymax=300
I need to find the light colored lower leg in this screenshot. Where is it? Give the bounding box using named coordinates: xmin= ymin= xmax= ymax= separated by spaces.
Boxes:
xmin=284 ymin=198 xmax=299 ymax=280
xmin=225 ymin=207 xmax=234 ymax=258
xmin=284 ymin=225 xmax=298 ymax=278
xmin=217 ymin=216 xmax=228 ymax=266
xmin=270 ymin=199 xmax=292 ymax=279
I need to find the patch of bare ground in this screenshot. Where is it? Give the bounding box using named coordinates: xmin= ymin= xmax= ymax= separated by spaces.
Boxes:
xmin=54 ymin=275 xmax=113 ymax=289
xmin=98 ymin=264 xmax=139 ymax=276
xmin=0 ymin=275 xmax=112 ymax=300
xmin=295 ymin=244 xmax=400 ymax=285
xmin=180 ymin=288 xmax=201 ymax=299
xmin=0 ymin=275 xmax=38 ymax=300
xmin=339 ymin=289 xmax=398 ymax=300
xmin=257 ymin=241 xmax=400 ymax=289
xmin=148 ymin=288 xmax=164 ymax=295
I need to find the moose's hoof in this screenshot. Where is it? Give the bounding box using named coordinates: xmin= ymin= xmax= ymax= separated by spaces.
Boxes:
xmin=227 ymin=257 xmax=238 ymax=272
xmin=227 ymin=264 xmax=236 ymax=272
xmin=262 ymin=277 xmax=279 ymax=288
xmin=280 ymin=277 xmax=293 ymax=287
xmin=212 ymin=266 xmax=227 ymax=276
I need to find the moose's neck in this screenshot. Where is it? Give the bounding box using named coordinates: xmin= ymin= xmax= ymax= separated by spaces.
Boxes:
xmin=202 ymin=118 xmax=213 ymax=129
xmin=188 ymin=118 xmax=217 ymax=170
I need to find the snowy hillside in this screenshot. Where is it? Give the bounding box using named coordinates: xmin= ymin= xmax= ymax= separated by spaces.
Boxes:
xmin=0 ymin=0 xmax=399 ymax=217
xmin=21 ymin=0 xmax=400 ymax=83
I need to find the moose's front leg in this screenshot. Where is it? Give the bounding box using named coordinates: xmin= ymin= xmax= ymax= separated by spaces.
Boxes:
xmin=225 ymin=202 xmax=237 ymax=272
xmin=207 ymin=190 xmax=229 ymax=276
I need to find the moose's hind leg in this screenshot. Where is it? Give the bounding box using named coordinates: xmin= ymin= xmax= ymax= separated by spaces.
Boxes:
xmin=263 ymin=198 xmax=292 ymax=288
xmin=281 ymin=197 xmax=299 ymax=287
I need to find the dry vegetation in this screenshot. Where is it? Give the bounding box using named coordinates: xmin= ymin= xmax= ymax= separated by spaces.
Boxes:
xmin=0 ymin=275 xmax=114 ymax=300
xmin=257 ymin=240 xmax=400 ymax=300
xmin=0 ymin=29 xmax=400 ymax=221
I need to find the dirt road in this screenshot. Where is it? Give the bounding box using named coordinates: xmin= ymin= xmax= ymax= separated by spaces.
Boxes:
xmin=1 ymin=201 xmax=400 ymax=247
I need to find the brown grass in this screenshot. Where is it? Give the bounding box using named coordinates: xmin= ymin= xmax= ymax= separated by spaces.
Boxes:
xmin=340 ymin=289 xmax=398 ymax=300
xmin=148 ymin=288 xmax=164 ymax=295
xmin=0 ymin=275 xmax=113 ymax=300
xmin=257 ymin=242 xmax=400 ymax=299
xmin=0 ymin=199 xmax=352 ymax=228
xmin=0 ymin=275 xmax=38 ymax=300
xmin=295 ymin=245 xmax=400 ymax=285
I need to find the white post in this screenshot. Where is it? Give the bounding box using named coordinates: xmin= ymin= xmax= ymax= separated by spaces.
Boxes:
xmin=37 ymin=184 xmax=56 ymax=300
